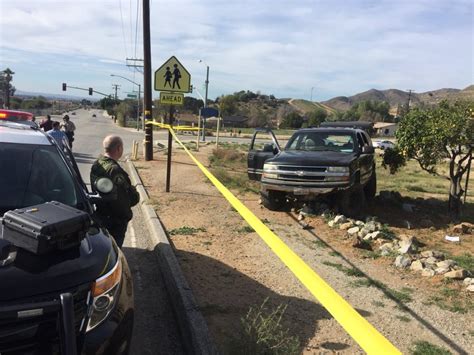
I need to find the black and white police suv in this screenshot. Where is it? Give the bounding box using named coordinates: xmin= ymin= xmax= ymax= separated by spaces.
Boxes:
xmin=0 ymin=121 xmax=134 ymax=355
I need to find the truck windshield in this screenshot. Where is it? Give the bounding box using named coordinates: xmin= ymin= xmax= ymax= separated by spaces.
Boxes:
xmin=286 ymin=132 xmax=355 ymax=153
xmin=0 ymin=143 xmax=82 ymax=215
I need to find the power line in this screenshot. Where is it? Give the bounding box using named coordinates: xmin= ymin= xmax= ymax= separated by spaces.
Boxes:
xmin=134 ymin=0 xmax=141 ymax=58
xmin=118 ymin=0 xmax=129 ymax=58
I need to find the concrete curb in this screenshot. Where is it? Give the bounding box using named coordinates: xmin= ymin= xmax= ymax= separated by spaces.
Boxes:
xmin=126 ymin=160 xmax=218 ymax=355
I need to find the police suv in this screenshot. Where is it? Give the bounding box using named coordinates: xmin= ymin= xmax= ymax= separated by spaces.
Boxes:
xmin=0 ymin=121 xmax=134 ymax=354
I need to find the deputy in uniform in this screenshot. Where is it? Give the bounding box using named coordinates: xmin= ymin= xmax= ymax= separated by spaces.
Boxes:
xmin=90 ymin=135 xmax=139 ymax=247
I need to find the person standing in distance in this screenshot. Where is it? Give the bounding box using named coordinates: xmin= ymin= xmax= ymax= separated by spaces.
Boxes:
xmin=61 ymin=115 xmax=76 ymax=148
xmin=47 ymin=121 xmax=69 ymax=150
xmin=90 ymin=135 xmax=139 ymax=247
xmin=40 ymin=114 xmax=53 ymax=131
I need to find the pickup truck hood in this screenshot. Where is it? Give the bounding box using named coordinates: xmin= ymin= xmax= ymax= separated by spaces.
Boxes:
xmin=268 ymin=150 xmax=357 ymax=166
xmin=0 ymin=229 xmax=115 ymax=301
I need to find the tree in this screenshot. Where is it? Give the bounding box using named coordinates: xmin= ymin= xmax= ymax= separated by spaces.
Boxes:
xmin=281 ymin=112 xmax=303 ymax=128
xmin=1 ymin=68 xmax=15 ymax=108
xmin=307 ymin=108 xmax=327 ymax=127
xmin=183 ymin=97 xmax=203 ymax=114
xmin=219 ymin=95 xmax=238 ymax=116
xmin=395 ymin=100 xmax=474 ymax=217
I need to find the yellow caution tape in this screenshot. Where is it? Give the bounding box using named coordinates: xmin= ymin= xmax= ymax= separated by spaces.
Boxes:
xmin=146 ymin=121 xmax=401 ymax=354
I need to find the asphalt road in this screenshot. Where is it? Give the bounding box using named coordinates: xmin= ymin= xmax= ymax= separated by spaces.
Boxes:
xmin=66 ymin=109 xmax=184 ymax=354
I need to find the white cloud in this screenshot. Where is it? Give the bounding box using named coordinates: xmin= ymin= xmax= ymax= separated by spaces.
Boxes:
xmin=0 ymin=0 xmax=472 ymax=99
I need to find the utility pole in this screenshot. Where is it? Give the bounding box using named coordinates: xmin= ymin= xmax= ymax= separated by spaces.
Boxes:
xmin=112 ymin=84 xmax=120 ymax=100
xmin=406 ymin=89 xmax=414 ymax=112
xmin=143 ymin=0 xmax=153 ymax=161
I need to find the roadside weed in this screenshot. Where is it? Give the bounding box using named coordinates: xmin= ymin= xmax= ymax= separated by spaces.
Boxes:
xmin=450 ymin=253 xmax=474 ymax=273
xmin=410 ymin=341 xmax=451 ymax=355
xmin=169 ymin=226 xmax=206 ymax=235
xmin=396 ymin=315 xmax=411 ymax=323
xmin=238 ymin=226 xmax=255 ymax=233
xmin=372 ymin=300 xmax=385 ymax=308
xmin=322 ymin=261 xmax=364 ymax=277
xmin=238 ymin=298 xmax=300 ymax=355
xmin=329 ymin=250 xmax=341 ymax=257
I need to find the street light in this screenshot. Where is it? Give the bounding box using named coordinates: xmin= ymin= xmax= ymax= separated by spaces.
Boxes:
xmin=110 ymin=74 xmax=142 ymax=130
xmin=198 ymin=59 xmax=210 ymax=141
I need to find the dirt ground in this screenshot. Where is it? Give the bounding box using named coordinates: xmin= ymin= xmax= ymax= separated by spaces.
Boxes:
xmin=134 ymin=144 xmax=473 ymax=355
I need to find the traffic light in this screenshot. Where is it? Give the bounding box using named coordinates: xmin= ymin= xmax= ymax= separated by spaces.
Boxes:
xmin=62 ymin=83 xmax=67 ymax=91
xmin=89 ymin=88 xmax=93 ymax=96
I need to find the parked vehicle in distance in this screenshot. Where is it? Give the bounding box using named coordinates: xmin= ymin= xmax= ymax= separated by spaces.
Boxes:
xmin=373 ymin=140 xmax=395 ymax=150
xmin=92 ymin=113 xmax=97 ymax=118
xmin=71 ymin=112 xmax=76 ymax=115
xmin=248 ymin=123 xmax=376 ymax=216
xmin=0 ymin=121 xmax=134 ymax=355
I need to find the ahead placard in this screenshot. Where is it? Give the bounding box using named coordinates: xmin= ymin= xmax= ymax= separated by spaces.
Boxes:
xmin=160 ymin=92 xmax=184 ymax=105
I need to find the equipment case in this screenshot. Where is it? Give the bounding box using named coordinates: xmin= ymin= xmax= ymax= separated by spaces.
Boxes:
xmin=2 ymin=201 xmax=91 ymax=255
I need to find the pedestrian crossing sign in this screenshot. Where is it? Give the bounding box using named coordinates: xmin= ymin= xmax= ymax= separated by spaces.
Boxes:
xmin=154 ymin=56 xmax=191 ymax=93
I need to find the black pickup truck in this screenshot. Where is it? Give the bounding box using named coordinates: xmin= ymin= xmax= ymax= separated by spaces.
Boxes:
xmin=247 ymin=123 xmax=376 ymax=216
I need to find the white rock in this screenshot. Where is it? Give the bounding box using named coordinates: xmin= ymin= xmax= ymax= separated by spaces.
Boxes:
xmin=463 ymin=277 xmax=473 ymax=286
xmin=334 ymin=215 xmax=347 ymax=224
xmin=425 ymin=257 xmax=438 ymax=265
xmin=410 ymin=260 xmax=424 ymax=271
xmin=421 ymin=269 xmax=436 ymax=277
xmin=444 ymin=269 xmax=468 ymax=279
xmin=421 ymin=250 xmax=435 ymax=258
xmin=347 ymin=226 xmax=360 ymax=236
xmin=467 ymin=285 xmax=474 ymax=292
xmin=370 ymin=231 xmax=383 ymax=240
xmin=395 ymin=255 xmax=411 ymax=268
xmin=328 ymin=220 xmax=335 ymax=228
xmin=339 ymin=222 xmax=353 ymax=230
xmin=365 ymin=222 xmax=377 ymax=232
xmin=436 ymin=260 xmax=456 ymax=269
xmin=398 ymin=237 xmax=417 ymax=254
xmin=297 ymin=213 xmax=305 ymax=221
xmin=358 ymin=229 xmax=369 ymax=238
xmin=435 ymin=267 xmax=450 ymax=275
xmin=355 ymin=220 xmax=365 ymax=226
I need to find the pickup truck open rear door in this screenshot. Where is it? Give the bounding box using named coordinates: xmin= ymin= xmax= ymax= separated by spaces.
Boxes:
xmin=247 ymin=128 xmax=280 ymax=181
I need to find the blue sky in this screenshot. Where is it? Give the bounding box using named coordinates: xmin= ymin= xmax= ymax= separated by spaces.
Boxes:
xmin=0 ymin=0 xmax=472 ymax=101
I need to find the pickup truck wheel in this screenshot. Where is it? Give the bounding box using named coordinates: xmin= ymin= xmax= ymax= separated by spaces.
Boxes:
xmin=364 ymin=173 xmax=377 ymax=205
xmin=338 ymin=188 xmax=366 ymax=217
xmin=261 ymin=191 xmax=286 ymax=211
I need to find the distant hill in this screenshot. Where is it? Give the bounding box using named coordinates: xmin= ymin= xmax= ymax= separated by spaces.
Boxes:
xmin=15 ymin=90 xmax=99 ymax=101
xmin=322 ymin=85 xmax=474 ymax=112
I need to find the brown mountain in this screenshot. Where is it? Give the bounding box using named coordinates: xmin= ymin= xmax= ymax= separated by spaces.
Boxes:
xmin=322 ymin=86 xmax=473 ymax=112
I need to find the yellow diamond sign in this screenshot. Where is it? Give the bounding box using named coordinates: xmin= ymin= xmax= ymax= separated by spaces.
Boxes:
xmin=154 ymin=56 xmax=191 ymax=93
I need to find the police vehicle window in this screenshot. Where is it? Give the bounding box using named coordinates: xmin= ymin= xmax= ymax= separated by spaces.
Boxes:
xmin=0 ymin=143 xmax=79 ymax=215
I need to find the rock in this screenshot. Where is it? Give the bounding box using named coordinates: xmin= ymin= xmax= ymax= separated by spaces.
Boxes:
xmin=462 ymin=277 xmax=473 ymax=286
xmin=419 ymin=218 xmax=434 ymax=228
xmin=334 ymin=215 xmax=347 ymax=224
xmin=420 ymin=250 xmax=435 ymax=258
xmin=297 ymin=213 xmax=305 ymax=221
xmin=364 ymin=231 xmax=383 ymax=241
xmin=365 ymin=221 xmax=377 ymax=232
xmin=395 ymin=255 xmax=412 ymax=268
xmin=444 ymin=269 xmax=468 ymax=279
xmin=358 ymin=228 xmax=370 ymax=238
xmin=410 ymin=260 xmax=424 ymax=271
xmin=421 ymin=269 xmax=436 ymax=277
xmin=355 ymin=220 xmax=365 ymax=226
xmin=398 ymin=236 xmax=418 ymax=254
xmin=435 ymin=267 xmax=450 ymax=275
xmin=467 ymin=285 xmax=474 ymax=292
xmin=339 ymin=222 xmax=353 ymax=230
xmin=328 ymin=220 xmax=336 ymax=228
xmin=300 ymin=205 xmax=315 ymax=216
xmin=453 ymin=222 xmax=474 ymax=234
xmin=436 ymin=259 xmax=456 ymax=269
xmin=352 ymin=236 xmax=372 ymax=250
xmin=402 ymin=203 xmax=415 ymax=212
xmin=424 ymin=257 xmax=438 ymax=265
xmin=347 ymin=226 xmax=360 ymax=236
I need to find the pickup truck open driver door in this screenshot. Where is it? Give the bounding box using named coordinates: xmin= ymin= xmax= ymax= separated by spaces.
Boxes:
xmin=247 ymin=128 xmax=281 ymax=181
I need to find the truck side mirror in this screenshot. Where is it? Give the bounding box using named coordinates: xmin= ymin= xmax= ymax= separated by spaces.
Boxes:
xmin=263 ymin=143 xmax=275 ymax=153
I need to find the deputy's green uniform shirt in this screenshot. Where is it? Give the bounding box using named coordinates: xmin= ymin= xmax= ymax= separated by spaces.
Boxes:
xmin=90 ymin=156 xmax=139 ymax=223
